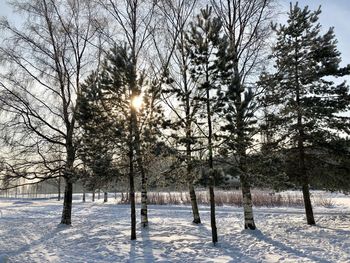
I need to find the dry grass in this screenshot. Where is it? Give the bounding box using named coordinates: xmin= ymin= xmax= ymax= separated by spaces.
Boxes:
xmin=118 ymin=190 xmax=333 ymax=207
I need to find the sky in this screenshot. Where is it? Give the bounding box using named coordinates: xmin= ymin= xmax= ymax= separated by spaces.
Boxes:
xmin=0 ymin=0 xmax=348 ymax=63
xmin=0 ymin=0 xmax=348 ymax=71
xmin=280 ymin=0 xmax=350 ymax=67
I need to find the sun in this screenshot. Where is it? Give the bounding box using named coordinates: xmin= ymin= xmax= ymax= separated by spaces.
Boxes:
xmin=131 ymin=95 xmax=143 ymax=110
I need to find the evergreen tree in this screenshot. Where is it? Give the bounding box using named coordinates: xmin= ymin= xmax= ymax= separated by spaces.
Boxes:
xmin=163 ymin=31 xmax=204 ymax=224
xmin=78 ymin=45 xmax=164 ymax=232
xmin=260 ymin=3 xmax=350 ymax=225
xmin=77 ymin=73 xmax=120 ymax=196
xmin=184 ymin=5 xmax=226 ymax=244
xmin=211 ymin=0 xmax=274 ymax=230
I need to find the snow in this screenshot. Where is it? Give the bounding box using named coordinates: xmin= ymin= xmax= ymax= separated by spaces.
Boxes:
xmin=0 ymin=192 xmax=349 ymax=263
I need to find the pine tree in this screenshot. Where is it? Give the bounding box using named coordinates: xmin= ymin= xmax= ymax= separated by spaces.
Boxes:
xmin=184 ymin=5 xmax=226 ymax=244
xmin=78 ymin=45 xmax=164 ymax=234
xmin=260 ymin=3 xmax=350 ymax=225
xmin=77 ymin=73 xmax=120 ymax=196
xmin=163 ymin=31 xmax=203 ymax=224
xmin=211 ymin=0 xmax=273 ymax=230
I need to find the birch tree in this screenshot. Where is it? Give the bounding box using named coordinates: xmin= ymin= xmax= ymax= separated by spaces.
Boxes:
xmin=0 ymin=0 xmax=101 ymax=225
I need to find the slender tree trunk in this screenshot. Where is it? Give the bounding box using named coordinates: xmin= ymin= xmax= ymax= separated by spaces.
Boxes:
xmin=295 ymin=51 xmax=315 ymax=226
xmin=129 ymin=152 xmax=136 ymax=240
xmin=206 ymin=78 xmax=217 ymax=244
xmin=297 ymin=118 xmax=315 ymax=225
xmin=140 ymin=171 xmax=148 ymax=227
xmin=60 ymin=178 xmax=73 ymax=225
xmin=189 ymin=184 xmax=201 ymax=224
xmin=98 ymin=189 xmax=100 ymax=200
xmin=129 ymin=110 xmax=136 ymax=240
xmin=82 ymin=190 xmax=86 ymax=203
xmin=92 ymin=190 xmax=95 ymax=202
xmin=301 ymin=179 xmax=315 ymax=225
xmin=104 ymin=192 xmax=108 ymax=203
xmin=57 ymin=176 xmax=61 ymax=201
xmin=134 ymin=128 xmax=148 ymax=228
xmin=185 ymin=86 xmax=201 ymax=224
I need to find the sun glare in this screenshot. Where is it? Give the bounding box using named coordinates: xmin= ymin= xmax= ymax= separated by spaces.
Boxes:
xmin=131 ymin=95 xmax=143 ymax=110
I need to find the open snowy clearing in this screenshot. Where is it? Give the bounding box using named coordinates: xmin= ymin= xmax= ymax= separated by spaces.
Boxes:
xmin=0 ymin=192 xmax=349 ymax=263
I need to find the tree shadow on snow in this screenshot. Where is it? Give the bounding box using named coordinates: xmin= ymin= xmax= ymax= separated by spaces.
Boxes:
xmin=245 ymin=229 xmax=333 ymax=263
xmin=141 ymin=227 xmax=155 ymax=262
xmin=5 ymin=224 xmax=70 ymax=260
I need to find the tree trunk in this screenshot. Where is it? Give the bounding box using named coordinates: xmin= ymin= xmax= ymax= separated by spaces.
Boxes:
xmin=240 ymin=175 xmax=256 ymax=229
xmin=140 ymin=180 xmax=148 ymax=227
xmin=98 ymin=189 xmax=100 ymax=200
xmin=129 ymin=159 xmax=136 ymax=239
xmin=189 ymin=184 xmax=201 ymax=224
xmin=92 ymin=190 xmax=95 ymax=202
xmin=57 ymin=176 xmax=61 ymax=201
xmin=132 ymin=96 xmax=148 ymax=227
xmin=129 ymin=110 xmax=136 ymax=240
xmin=104 ymin=192 xmax=108 ymax=203
xmin=206 ymin=78 xmax=217 ymax=244
xmin=209 ymin=183 xmax=217 ymax=243
xmin=298 ymin=128 xmax=315 ymax=225
xmin=295 ymin=60 xmax=316 ymax=226
xmin=82 ymin=190 xmax=86 ymax=203
xmin=60 ymin=178 xmax=73 ymax=225
xmin=135 ymin=141 xmax=148 ymax=228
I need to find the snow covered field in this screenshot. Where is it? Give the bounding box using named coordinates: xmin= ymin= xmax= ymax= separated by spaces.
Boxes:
xmin=0 ymin=192 xmax=349 ymax=263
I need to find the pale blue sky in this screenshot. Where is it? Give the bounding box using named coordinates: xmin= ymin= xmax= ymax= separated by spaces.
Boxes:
xmin=280 ymin=0 xmax=350 ymax=67
xmin=0 ymin=0 xmax=349 ymax=64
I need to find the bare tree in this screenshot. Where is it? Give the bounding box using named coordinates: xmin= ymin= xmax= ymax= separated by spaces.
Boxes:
xmin=0 ymin=0 xmax=101 ymax=225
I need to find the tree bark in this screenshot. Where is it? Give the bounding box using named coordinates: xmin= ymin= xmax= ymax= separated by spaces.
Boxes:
xmin=104 ymin=192 xmax=108 ymax=203
xmin=82 ymin=190 xmax=86 ymax=203
xmin=129 ymin=109 xmax=136 ymax=240
xmin=57 ymin=176 xmax=61 ymax=201
xmin=60 ymin=178 xmax=73 ymax=225
xmin=209 ymin=183 xmax=217 ymax=243
xmin=240 ymin=174 xmax=256 ymax=229
xmin=132 ymin=118 xmax=148 ymax=227
xmin=206 ymin=80 xmax=217 ymax=244
xmin=189 ymin=184 xmax=201 ymax=224
xmin=297 ymin=120 xmax=315 ymax=225
xmin=295 ymin=47 xmax=315 ymax=226
xmin=92 ymin=190 xmax=95 ymax=202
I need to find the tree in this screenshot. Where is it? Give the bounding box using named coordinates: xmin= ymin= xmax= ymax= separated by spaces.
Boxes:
xmin=0 ymin=0 xmax=101 ymax=225
xmin=211 ymin=0 xmax=274 ymax=230
xmin=157 ymin=0 xmax=202 ymax=224
xmin=98 ymin=0 xmax=159 ymax=238
xmin=184 ymin=5 xmax=226 ymax=244
xmin=77 ymin=43 xmax=164 ymax=238
xmin=259 ymin=3 xmax=350 ymax=225
xmin=77 ymin=73 xmax=120 ymax=199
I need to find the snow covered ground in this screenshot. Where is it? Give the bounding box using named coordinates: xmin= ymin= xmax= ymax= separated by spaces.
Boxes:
xmin=0 ymin=192 xmax=349 ymax=263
